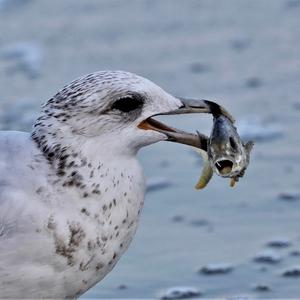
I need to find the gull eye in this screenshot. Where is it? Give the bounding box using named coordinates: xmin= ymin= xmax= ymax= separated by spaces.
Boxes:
xmin=111 ymin=96 xmax=144 ymax=113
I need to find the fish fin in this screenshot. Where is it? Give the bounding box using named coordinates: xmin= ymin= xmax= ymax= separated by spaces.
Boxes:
xmin=230 ymin=178 xmax=237 ymax=187
xmin=245 ymin=141 xmax=254 ymax=153
xmin=194 ymin=148 xmax=214 ymax=190
xmin=195 ymin=165 xmax=213 ymax=189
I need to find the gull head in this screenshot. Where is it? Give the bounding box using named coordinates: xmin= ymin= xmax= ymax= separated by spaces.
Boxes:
xmin=33 ymin=71 xmax=233 ymax=156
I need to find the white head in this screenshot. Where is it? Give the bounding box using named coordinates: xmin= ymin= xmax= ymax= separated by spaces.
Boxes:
xmin=33 ymin=71 xmax=186 ymax=156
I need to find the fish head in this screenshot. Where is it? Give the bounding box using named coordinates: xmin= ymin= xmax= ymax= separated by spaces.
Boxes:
xmin=208 ymin=115 xmax=254 ymax=178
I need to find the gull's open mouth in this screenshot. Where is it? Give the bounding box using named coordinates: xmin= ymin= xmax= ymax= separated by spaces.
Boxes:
xmin=138 ymin=116 xmax=208 ymax=150
xmin=138 ymin=117 xmax=176 ymax=133
xmin=137 ymin=98 xmax=235 ymax=151
xmin=214 ymin=159 xmax=234 ymax=175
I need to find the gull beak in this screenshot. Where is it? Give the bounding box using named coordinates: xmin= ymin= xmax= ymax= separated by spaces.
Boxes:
xmin=165 ymin=98 xmax=235 ymax=123
xmin=138 ymin=98 xmax=234 ymax=150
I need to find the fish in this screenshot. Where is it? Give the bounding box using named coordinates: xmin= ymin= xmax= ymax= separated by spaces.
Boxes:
xmin=195 ymin=115 xmax=254 ymax=189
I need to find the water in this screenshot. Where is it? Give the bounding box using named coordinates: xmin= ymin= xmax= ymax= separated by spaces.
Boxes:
xmin=1 ymin=0 xmax=300 ymax=298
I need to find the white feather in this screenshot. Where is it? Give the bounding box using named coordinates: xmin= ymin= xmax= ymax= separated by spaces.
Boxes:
xmin=0 ymin=71 xmax=182 ymax=298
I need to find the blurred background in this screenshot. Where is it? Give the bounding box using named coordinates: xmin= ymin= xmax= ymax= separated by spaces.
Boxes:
xmin=1 ymin=0 xmax=300 ymax=298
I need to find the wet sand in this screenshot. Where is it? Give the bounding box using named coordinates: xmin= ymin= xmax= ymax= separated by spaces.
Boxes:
xmin=1 ymin=0 xmax=300 ymax=298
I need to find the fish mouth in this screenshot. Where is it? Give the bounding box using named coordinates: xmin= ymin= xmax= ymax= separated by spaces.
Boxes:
xmin=214 ymin=158 xmax=234 ymax=176
xmin=138 ymin=98 xmax=234 ymax=150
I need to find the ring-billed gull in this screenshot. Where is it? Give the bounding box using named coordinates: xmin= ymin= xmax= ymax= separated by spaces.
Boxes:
xmin=0 ymin=70 xmax=232 ymax=298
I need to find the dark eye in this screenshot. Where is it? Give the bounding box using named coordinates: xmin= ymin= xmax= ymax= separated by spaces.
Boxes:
xmin=229 ymin=137 xmax=237 ymax=150
xmin=111 ymin=96 xmax=144 ymax=113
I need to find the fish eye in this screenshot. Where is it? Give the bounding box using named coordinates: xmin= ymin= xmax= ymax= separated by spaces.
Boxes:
xmin=111 ymin=96 xmax=144 ymax=113
xmin=229 ymin=137 xmax=237 ymax=150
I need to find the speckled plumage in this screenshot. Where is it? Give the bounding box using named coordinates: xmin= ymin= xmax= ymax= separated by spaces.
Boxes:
xmin=0 ymin=71 xmax=182 ymax=298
